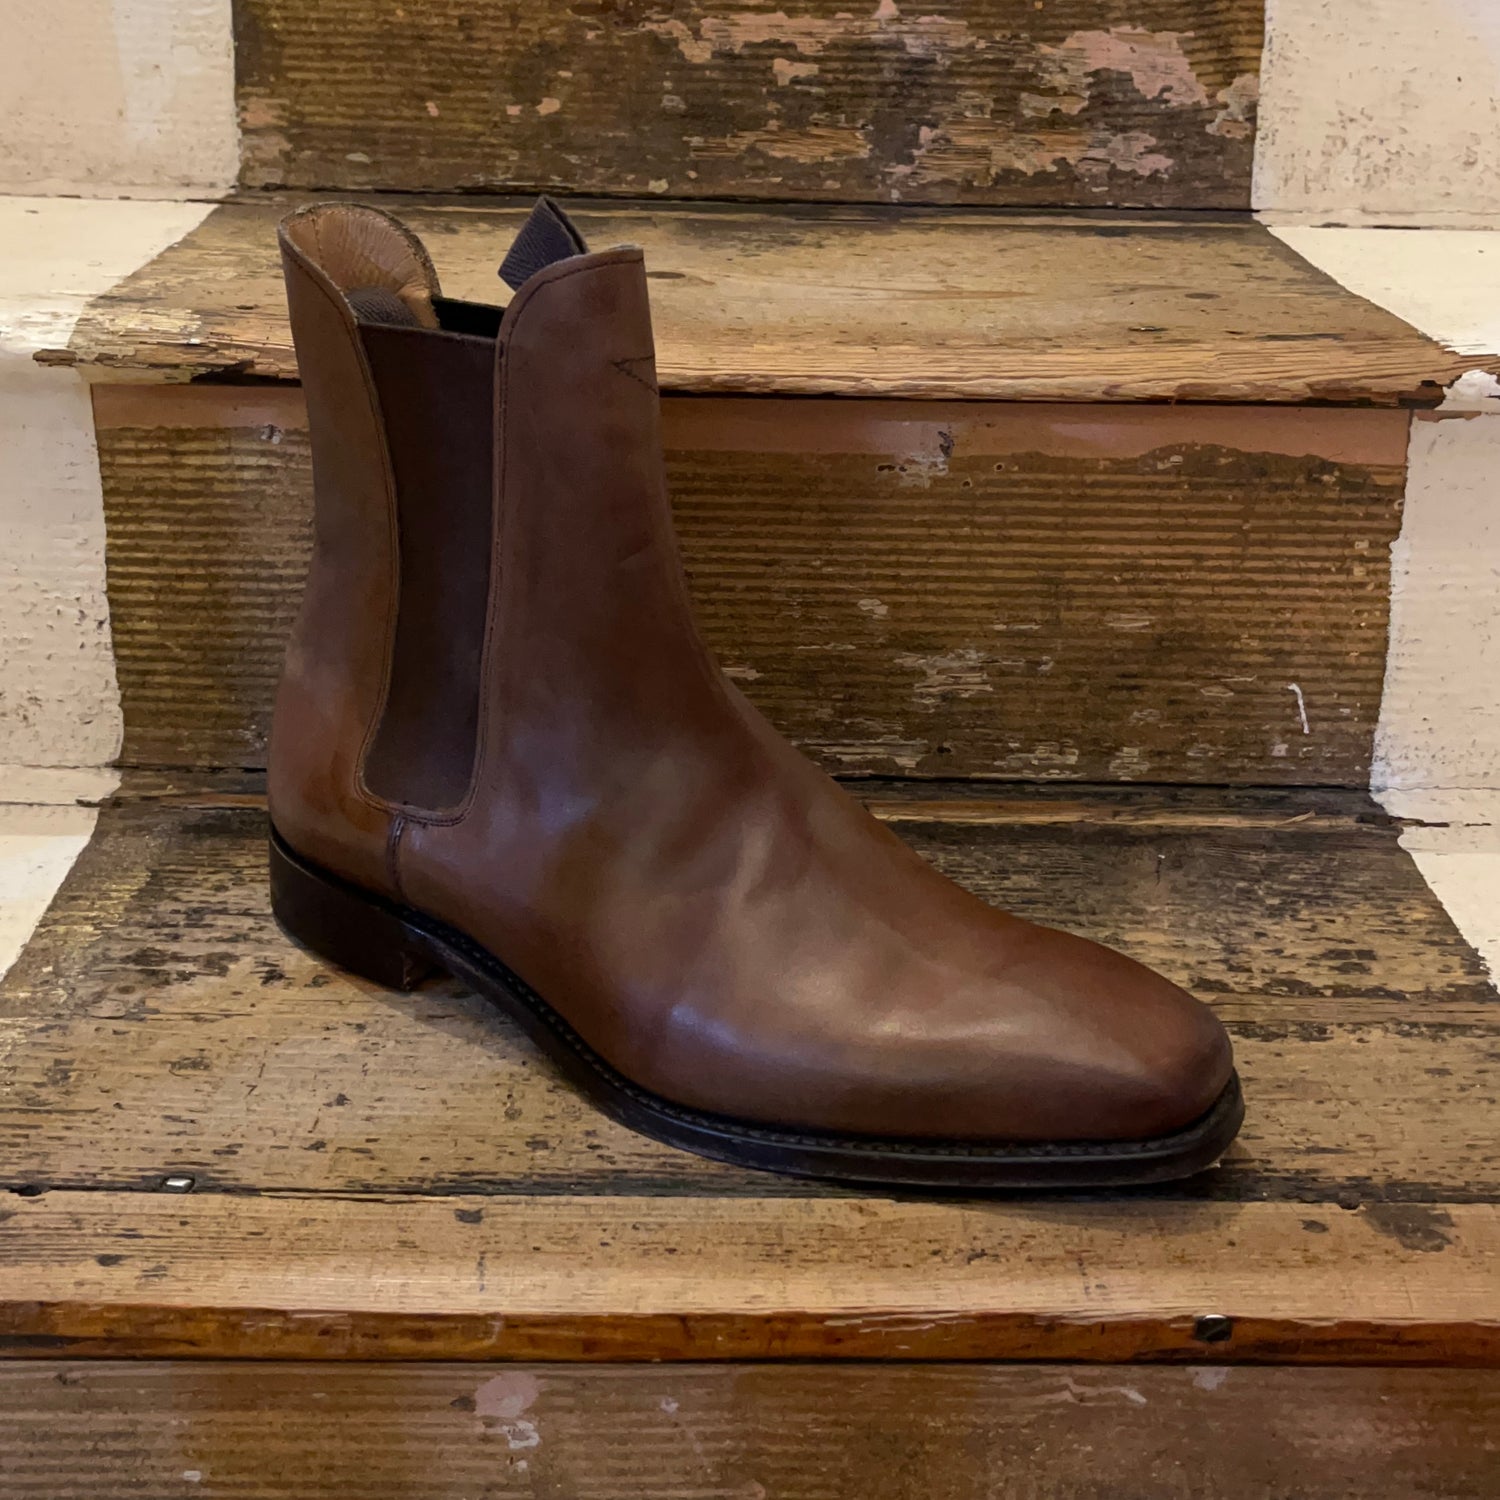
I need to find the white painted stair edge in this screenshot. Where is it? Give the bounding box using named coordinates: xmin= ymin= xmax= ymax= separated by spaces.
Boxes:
xmin=3 ymin=0 xmax=1499 ymax=226
xmin=1263 ymin=228 xmax=1500 ymax=982
xmin=0 ymin=197 xmax=209 ymax=974
xmin=0 ymin=197 xmax=1498 ymax=984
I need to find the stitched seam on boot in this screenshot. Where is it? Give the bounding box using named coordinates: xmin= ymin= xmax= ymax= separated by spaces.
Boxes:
xmin=612 ymin=355 xmax=658 ymax=393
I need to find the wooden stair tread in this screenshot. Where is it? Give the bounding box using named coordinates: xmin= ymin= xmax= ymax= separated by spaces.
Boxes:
xmin=6 ymin=1192 xmax=1500 ymax=1364
xmin=9 ymin=1362 xmax=1500 ymax=1498
xmin=54 ymin=199 xmax=1491 ymax=405
xmin=2 ymin=777 xmax=1497 ymax=1362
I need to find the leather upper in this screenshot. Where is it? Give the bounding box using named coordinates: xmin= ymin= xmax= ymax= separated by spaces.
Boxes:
xmin=272 ymin=202 xmax=1235 ymax=1144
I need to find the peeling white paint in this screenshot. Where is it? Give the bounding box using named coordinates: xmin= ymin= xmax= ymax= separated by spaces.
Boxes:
xmin=1256 ymin=0 xmax=1500 ymax=225
xmin=898 ymin=16 xmax=979 ymax=62
xmin=0 ymin=364 xmax=124 ymax=768
xmin=1415 ymin=844 xmax=1500 ymax=985
xmin=1208 ymin=73 xmax=1259 ymax=141
xmin=1373 ymin=415 xmax=1500 ymax=796
xmin=1267 ymin=228 xmax=1500 ymax=357
xmin=0 ymin=765 xmax=121 ymax=806
xmin=0 ymin=196 xmax=213 ymax=769
xmin=474 ymin=1370 xmax=540 ymax=1422
xmin=1379 ymin=789 xmax=1500 ymax=827
xmin=658 ymin=13 xmax=846 ymax=61
xmin=772 ymin=57 xmax=819 ymax=87
xmin=1107 ymin=745 xmax=1151 ymax=780
xmin=1439 ymin=371 xmax=1500 ymax=415
xmin=0 ymin=0 xmax=237 ymax=197
xmin=1041 ymin=28 xmax=1207 ymax=109
xmin=1273 ymin=223 xmax=1500 ymax=831
xmin=896 ymin=649 xmax=995 ymax=706
xmin=470 ymin=1373 xmax=545 ymax=1449
xmin=0 ymin=807 xmax=97 ymax=981
xmin=1378 ymin=796 xmax=1500 ymax=986
xmin=0 ymin=196 xmax=215 ymax=358
xmin=481 ymin=1419 xmax=538 ymax=1451
xmin=1286 ymin=683 xmax=1311 ymax=736
xmin=1079 ymin=130 xmax=1173 ymax=182
xmin=1365 ymin=335 xmax=1500 ymax=994
xmin=0 ymin=766 xmax=116 ymax=983
xmin=1273 ymin=221 xmax=1500 ymax=989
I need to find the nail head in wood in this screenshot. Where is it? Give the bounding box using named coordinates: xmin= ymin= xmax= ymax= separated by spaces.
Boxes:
xmin=1193 ymin=1313 xmax=1234 ymax=1344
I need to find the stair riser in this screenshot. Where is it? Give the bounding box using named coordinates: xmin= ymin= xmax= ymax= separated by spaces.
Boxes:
xmin=95 ymin=387 xmax=1404 ymax=782
xmin=9 ymin=1362 xmax=1499 ymax=1500
xmin=235 ymin=0 xmax=1264 ymax=208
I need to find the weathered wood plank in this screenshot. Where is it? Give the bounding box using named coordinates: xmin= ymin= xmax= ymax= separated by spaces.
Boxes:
xmin=234 ymin=1 xmax=1264 ymax=209
xmin=57 ymin=200 xmax=1491 ymax=405
xmin=3 ymin=1192 xmax=1498 ymax=1363
xmin=6 ymin=1361 xmax=1499 ymax=1497
xmin=94 ymin=387 xmax=1406 ymax=782
xmin=0 ymin=785 xmax=1493 ymax=1202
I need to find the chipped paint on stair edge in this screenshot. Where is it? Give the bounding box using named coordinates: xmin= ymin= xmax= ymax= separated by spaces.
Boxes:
xmin=0 ymin=764 xmax=119 ymax=983
xmin=1278 ymin=223 xmax=1500 ymax=990
xmin=1 ymin=196 xmax=214 ymax=768
xmin=0 ymin=196 xmax=209 ymax=976
xmin=1256 ymin=0 xmax=1500 ymax=226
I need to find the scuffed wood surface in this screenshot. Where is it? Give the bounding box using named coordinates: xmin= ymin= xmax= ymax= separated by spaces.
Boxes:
xmin=1 ymin=779 xmax=1497 ymax=1363
xmin=234 ymin=0 xmax=1264 ymax=209
xmin=94 ymin=388 xmax=1406 ymax=782
xmin=4 ymin=1192 xmax=1499 ymax=1363
xmin=10 ymin=1364 xmax=1500 ymax=1500
xmin=0 ymin=781 xmax=1494 ymax=1204
xmin=7 ymin=1362 xmax=1500 ymax=1499
xmin=57 ymin=199 xmax=1493 ymax=405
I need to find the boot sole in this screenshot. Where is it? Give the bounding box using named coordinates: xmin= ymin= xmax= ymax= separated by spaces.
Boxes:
xmin=269 ymin=826 xmax=1244 ymax=1190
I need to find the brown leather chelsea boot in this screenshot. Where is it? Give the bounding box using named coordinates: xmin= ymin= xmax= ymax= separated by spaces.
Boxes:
xmin=268 ymin=197 xmax=1243 ymax=1188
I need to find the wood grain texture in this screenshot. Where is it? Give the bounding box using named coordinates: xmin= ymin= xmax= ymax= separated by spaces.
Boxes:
xmin=94 ymin=387 xmax=1406 ymax=783
xmin=3 ymin=1192 xmax=1499 ymax=1363
xmin=0 ymin=782 xmax=1494 ymax=1205
xmin=1 ymin=779 xmax=1497 ymax=1364
xmin=57 ymin=199 xmax=1494 ymax=405
xmin=234 ymin=1 xmax=1264 ymax=209
xmin=5 ymin=1361 xmax=1500 ymax=1497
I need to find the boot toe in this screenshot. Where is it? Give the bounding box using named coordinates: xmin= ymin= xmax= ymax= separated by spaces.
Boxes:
xmin=971 ymin=929 xmax=1235 ymax=1143
xmin=1073 ymin=976 xmax=1233 ymax=1140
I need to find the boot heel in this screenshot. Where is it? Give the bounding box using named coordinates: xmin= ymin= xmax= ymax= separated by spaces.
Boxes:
xmin=269 ymin=828 xmax=439 ymax=991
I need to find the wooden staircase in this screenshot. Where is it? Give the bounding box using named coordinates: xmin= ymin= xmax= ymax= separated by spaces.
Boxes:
xmin=60 ymin=203 xmax=1479 ymax=782
xmin=6 ymin=4 xmax=1500 ymax=1493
